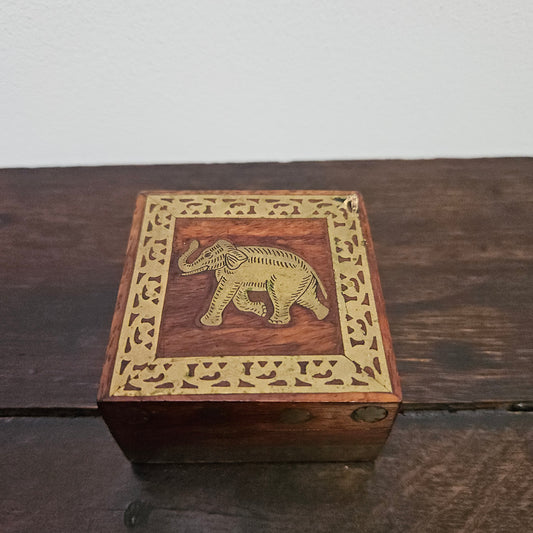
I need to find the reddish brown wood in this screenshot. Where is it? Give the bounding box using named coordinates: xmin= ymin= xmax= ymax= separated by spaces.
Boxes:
xmin=99 ymin=400 xmax=400 ymax=463
xmin=98 ymin=191 xmax=400 ymax=402
xmin=97 ymin=190 xmax=400 ymax=461
xmin=159 ymin=217 xmax=342 ymax=358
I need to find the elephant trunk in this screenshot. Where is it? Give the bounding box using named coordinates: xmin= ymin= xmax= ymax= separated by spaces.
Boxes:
xmin=178 ymin=240 xmax=200 ymax=274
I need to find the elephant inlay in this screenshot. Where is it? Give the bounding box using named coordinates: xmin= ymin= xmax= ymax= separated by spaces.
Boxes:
xmin=177 ymin=239 xmax=329 ymax=326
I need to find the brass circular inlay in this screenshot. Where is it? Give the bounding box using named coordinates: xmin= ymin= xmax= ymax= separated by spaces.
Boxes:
xmin=351 ymin=405 xmax=388 ymax=423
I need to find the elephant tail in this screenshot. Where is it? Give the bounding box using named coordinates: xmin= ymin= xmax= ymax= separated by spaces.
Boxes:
xmin=311 ymin=268 xmax=327 ymax=300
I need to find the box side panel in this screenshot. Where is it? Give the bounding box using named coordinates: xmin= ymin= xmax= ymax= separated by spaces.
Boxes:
xmin=357 ymin=195 xmax=402 ymax=400
xmin=98 ymin=193 xmax=147 ymax=400
xmin=99 ymin=400 xmax=399 ymax=463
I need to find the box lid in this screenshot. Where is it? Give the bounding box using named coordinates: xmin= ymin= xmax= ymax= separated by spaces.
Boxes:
xmin=99 ymin=190 xmax=401 ymax=403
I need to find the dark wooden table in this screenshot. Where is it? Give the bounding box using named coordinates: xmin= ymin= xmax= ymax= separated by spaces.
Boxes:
xmin=1 ymin=159 xmax=532 ymax=532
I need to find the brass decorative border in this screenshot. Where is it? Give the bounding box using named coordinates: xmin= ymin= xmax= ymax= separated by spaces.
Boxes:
xmin=109 ymin=193 xmax=392 ymax=396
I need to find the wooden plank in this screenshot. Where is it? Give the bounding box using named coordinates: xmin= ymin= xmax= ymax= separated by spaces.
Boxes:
xmin=1 ymin=411 xmax=531 ymax=532
xmin=1 ymin=159 xmax=532 ymax=407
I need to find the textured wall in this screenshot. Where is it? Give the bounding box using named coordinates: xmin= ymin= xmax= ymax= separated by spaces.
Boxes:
xmin=1 ymin=1 xmax=532 ymax=167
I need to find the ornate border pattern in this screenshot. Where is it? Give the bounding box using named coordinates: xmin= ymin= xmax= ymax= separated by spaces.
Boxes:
xmin=109 ymin=194 xmax=392 ymax=396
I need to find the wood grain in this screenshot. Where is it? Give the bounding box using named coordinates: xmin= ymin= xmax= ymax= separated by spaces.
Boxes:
xmin=158 ymin=216 xmax=342 ymax=357
xmin=97 ymin=193 xmax=399 ymax=462
xmin=1 ymin=411 xmax=531 ymax=532
xmin=1 ymin=159 xmax=532 ymax=408
xmin=99 ymin=400 xmax=399 ymax=463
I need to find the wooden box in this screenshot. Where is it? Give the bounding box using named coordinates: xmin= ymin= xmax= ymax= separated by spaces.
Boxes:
xmin=98 ymin=190 xmax=401 ymax=462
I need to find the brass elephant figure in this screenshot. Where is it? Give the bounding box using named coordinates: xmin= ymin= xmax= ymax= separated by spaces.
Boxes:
xmin=178 ymin=239 xmax=329 ymax=326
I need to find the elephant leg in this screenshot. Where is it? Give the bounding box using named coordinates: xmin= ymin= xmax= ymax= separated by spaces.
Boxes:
xmin=200 ymin=277 xmax=239 ymax=326
xmin=267 ymin=277 xmax=301 ymax=325
xmin=297 ymin=281 xmax=329 ymax=320
xmin=233 ymin=287 xmax=267 ymax=318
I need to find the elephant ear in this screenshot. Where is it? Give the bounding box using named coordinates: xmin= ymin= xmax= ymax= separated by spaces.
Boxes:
xmin=225 ymin=248 xmax=248 ymax=270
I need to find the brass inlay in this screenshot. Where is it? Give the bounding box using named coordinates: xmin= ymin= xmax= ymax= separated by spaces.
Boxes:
xmin=109 ymin=193 xmax=392 ymax=396
xmin=177 ymin=240 xmax=329 ymax=326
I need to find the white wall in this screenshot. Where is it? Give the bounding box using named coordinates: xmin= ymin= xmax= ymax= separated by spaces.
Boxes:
xmin=1 ymin=1 xmax=532 ymax=167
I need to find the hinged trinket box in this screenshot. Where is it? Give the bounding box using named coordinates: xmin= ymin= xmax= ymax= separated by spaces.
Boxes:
xmin=98 ymin=190 xmax=401 ymax=462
